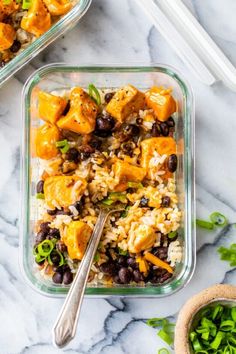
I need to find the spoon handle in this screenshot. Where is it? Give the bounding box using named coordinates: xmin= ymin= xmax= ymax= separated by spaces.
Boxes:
xmin=52 ymin=208 xmax=109 ymax=348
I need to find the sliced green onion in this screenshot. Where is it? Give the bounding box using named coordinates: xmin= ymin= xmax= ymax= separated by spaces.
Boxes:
xmin=220 ymin=321 xmax=235 ymax=332
xmin=127 ymin=181 xmax=143 ymax=189
xmin=36 ymin=192 xmax=45 ymax=199
xmin=168 ymin=231 xmax=177 ymax=239
xmin=210 ymin=212 xmax=228 ymax=227
xmin=190 ymin=331 xmax=197 ymax=342
xmin=56 ymin=139 xmax=70 ymax=153
xmin=158 ymin=328 xmax=173 ymax=345
xmin=196 ymin=219 xmax=214 ymax=229
xmin=35 ymin=254 xmax=46 ymax=263
xmin=146 ymin=318 xmax=165 ymax=328
xmin=211 ymin=331 xmax=225 ymax=350
xmin=22 ymin=0 xmax=32 ymax=9
xmin=109 ymin=192 xmax=127 ymax=203
xmin=121 ymin=206 xmax=131 ymax=218
xmin=37 ymin=239 xmax=55 ymax=257
xmin=118 ymin=247 xmax=128 ymax=256
xmin=231 ymin=308 xmax=236 ymax=322
xmin=158 ymin=349 xmax=169 ymax=354
xmin=94 ymin=252 xmax=100 ymax=262
xmin=212 ymin=305 xmax=224 ymax=320
xmin=88 ymin=84 xmax=101 ymax=106
xmin=192 ymin=338 xmax=203 ymax=351
xmin=101 ymin=198 xmax=114 ymax=206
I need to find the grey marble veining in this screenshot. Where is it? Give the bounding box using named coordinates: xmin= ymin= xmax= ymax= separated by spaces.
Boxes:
xmin=0 ymin=0 xmax=236 ymax=353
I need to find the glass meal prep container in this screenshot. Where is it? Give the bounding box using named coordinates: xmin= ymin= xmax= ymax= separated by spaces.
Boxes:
xmin=20 ymin=64 xmax=195 ymax=297
xmin=0 ymin=0 xmax=91 ymax=86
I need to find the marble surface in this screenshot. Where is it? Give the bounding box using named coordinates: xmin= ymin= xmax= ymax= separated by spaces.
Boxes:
xmin=1 ymin=0 xmax=236 ymax=353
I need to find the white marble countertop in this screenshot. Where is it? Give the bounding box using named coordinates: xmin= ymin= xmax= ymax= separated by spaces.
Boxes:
xmin=1 ymin=0 xmax=236 ymax=353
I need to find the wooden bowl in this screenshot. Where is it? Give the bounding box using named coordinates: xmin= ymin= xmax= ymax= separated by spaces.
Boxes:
xmin=174 ymin=284 xmax=236 ymax=354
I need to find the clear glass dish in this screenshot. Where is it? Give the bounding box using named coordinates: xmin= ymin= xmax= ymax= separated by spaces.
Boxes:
xmin=0 ymin=0 xmax=92 ymax=86
xmin=20 ymin=64 xmax=196 ymax=297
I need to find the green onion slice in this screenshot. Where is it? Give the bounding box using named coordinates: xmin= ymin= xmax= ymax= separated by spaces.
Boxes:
xmin=94 ymin=252 xmax=100 ymax=262
xmin=127 ymin=181 xmax=143 ymax=189
xmin=220 ymin=321 xmax=235 ymax=332
xmin=118 ymin=248 xmax=128 ymax=256
xmin=196 ymin=219 xmax=214 ymax=230
xmin=36 ymin=193 xmax=45 ymax=199
xmin=37 ymin=240 xmax=55 ymax=257
xmin=158 ymin=349 xmax=170 ymax=354
xmin=210 ymin=212 xmax=228 ymax=227
xmin=168 ymin=231 xmax=177 ymax=239
xmin=35 ymin=254 xmax=46 ymax=263
xmin=88 ymin=84 xmax=101 ymax=106
xmin=146 ymin=318 xmax=165 ymax=328
xmin=101 ymin=198 xmax=114 ymax=206
xmin=158 ymin=328 xmax=174 ymax=346
xmin=56 ymin=139 xmax=70 ymax=153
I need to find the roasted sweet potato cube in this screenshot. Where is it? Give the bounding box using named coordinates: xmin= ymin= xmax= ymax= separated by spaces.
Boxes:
xmin=43 ymin=0 xmax=72 ymax=16
xmin=21 ymin=0 xmax=51 ymax=37
xmin=44 ymin=175 xmax=87 ymax=209
xmin=35 ymin=123 xmax=60 ymax=160
xmin=128 ymin=225 xmax=156 ymax=253
xmin=38 ymin=91 xmax=68 ymax=124
xmin=0 ymin=1 xmax=19 ymax=21
xmin=140 ymin=137 xmax=176 ymax=179
xmin=57 ymin=87 xmax=98 ymax=134
xmin=0 ymin=23 xmax=15 ymax=51
xmin=106 ymin=85 xmax=145 ymax=123
xmin=145 ymin=86 xmax=176 ymax=122
xmin=64 ymin=221 xmax=92 ymax=260
xmin=113 ymin=159 xmax=146 ymax=191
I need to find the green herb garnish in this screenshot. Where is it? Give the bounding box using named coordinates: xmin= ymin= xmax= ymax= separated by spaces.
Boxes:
xmin=190 ymin=303 xmax=236 ymax=353
xmin=36 ymin=192 xmax=45 ymax=199
xmin=127 ymin=181 xmax=143 ymax=189
xmin=146 ymin=317 xmax=175 ymax=347
xmin=218 ymin=244 xmax=236 ymax=266
xmin=88 ymin=84 xmax=101 ymax=106
xmin=56 ymin=139 xmax=70 ymax=153
xmin=210 ymin=212 xmax=228 ymax=227
xmin=168 ymin=231 xmax=177 ymax=239
xmin=158 ymin=349 xmax=170 ymax=354
xmin=196 ymin=219 xmax=214 ymax=230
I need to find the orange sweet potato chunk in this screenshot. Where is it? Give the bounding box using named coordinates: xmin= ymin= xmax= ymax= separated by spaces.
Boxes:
xmin=21 ymin=0 xmax=51 ymax=37
xmin=44 ymin=175 xmax=87 ymax=209
xmin=145 ymin=86 xmax=176 ymax=122
xmin=63 ymin=221 xmax=92 ymax=260
xmin=38 ymin=91 xmax=68 ymax=124
xmin=0 ymin=23 xmax=15 ymax=51
xmin=43 ymin=0 xmax=72 ymax=16
xmin=35 ymin=123 xmax=60 ymax=160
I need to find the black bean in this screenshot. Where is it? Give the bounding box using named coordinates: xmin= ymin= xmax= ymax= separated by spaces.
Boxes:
xmin=104 ymin=92 xmax=115 ymax=103
xmin=127 ymin=257 xmax=138 ymax=269
xmin=63 ymin=100 xmax=71 ymax=116
xmin=153 ymin=247 xmax=168 ymax=260
xmin=36 ymin=180 xmax=44 ymax=194
xmin=118 ymin=267 xmax=132 ymax=284
xmin=80 ymin=152 xmax=91 ymax=160
xmin=161 ymin=196 xmax=171 ymax=207
xmin=167 ymin=154 xmax=178 ymax=172
xmin=10 ymin=40 xmax=21 ymax=53
xmin=100 ymin=262 xmax=117 ymax=275
xmin=167 ymin=117 xmax=175 ymax=127
xmin=35 ymin=230 xmax=46 ymax=245
xmin=40 ymin=222 xmax=50 ymax=233
xmin=63 ymin=270 xmax=73 ymax=285
xmin=121 ymin=141 xmax=135 ymax=155
xmin=47 ymin=209 xmax=57 ymax=216
xmin=95 ymin=115 xmax=115 ymax=137
xmin=52 ymin=272 xmax=63 ymax=284
xmin=160 ymin=122 xmax=169 ymax=136
xmin=140 ymin=197 xmax=149 ymax=207
xmin=65 ymin=147 xmax=79 ymax=162
xmin=136 ymin=117 xmax=143 ymax=125
xmin=72 ymin=200 xmax=84 ymax=214
xmin=151 ymin=122 xmax=161 ymax=137
xmin=79 ymin=145 xmax=95 ymax=154
xmin=90 ymin=139 xmax=102 ymax=150
xmin=56 ymin=240 xmax=67 ymax=253
xmin=55 ymin=209 xmax=71 ymax=216
xmin=56 ymin=264 xmax=70 ymax=274
xmin=48 ymin=228 xmax=60 ymax=239
xmin=133 ymin=270 xmax=144 ymax=282
xmin=159 ymin=271 xmax=172 ymax=283
xmin=50 ymin=252 xmax=61 ymax=266
xmin=117 ymin=256 xmax=127 ymax=267
xmin=123 ymin=124 xmax=140 ymax=137
xmin=0 ymin=61 xmax=5 ymax=68
xmin=113 ymin=275 xmax=122 ymax=284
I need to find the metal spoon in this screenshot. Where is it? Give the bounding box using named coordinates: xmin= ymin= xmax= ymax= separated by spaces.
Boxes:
xmin=52 ymin=205 xmax=124 ymax=348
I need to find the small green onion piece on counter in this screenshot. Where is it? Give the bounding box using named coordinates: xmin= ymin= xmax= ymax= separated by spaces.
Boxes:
xmin=196 ymin=219 xmax=214 ymax=230
xmin=127 ymin=181 xmax=143 ymax=189
xmin=37 ymin=239 xmax=55 ymax=257
xmin=168 ymin=231 xmax=177 ymax=239
xmin=158 ymin=349 xmax=170 ymax=354
xmin=36 ymin=193 xmax=45 ymax=199
xmin=88 ymin=84 xmax=101 ymax=106
xmin=158 ymin=329 xmax=174 ymax=346
xmin=210 ymin=212 xmax=228 ymax=227
xmin=146 ymin=318 xmax=165 ymax=328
